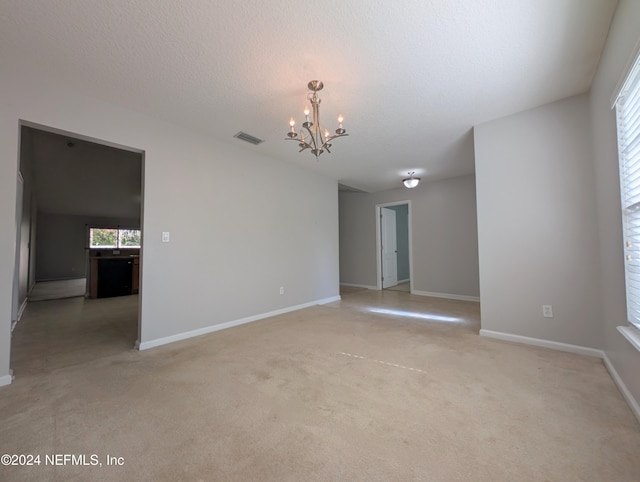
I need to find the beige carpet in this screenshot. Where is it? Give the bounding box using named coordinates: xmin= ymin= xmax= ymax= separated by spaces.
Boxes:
xmin=28 ymin=278 xmax=87 ymax=301
xmin=2 ymin=290 xmax=639 ymax=481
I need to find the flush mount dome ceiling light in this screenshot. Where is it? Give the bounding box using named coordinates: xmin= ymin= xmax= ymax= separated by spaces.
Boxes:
xmin=403 ymin=171 xmax=420 ymax=189
xmin=285 ymin=80 xmax=348 ymax=158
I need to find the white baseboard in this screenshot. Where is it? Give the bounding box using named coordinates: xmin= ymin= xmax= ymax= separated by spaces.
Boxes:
xmin=479 ymin=329 xmax=640 ymax=425
xmin=617 ymin=326 xmax=640 ymax=352
xmin=479 ymin=329 xmax=604 ymax=358
xmin=340 ymin=283 xmax=377 ymax=290
xmin=412 ymin=290 xmax=480 ymax=302
xmin=397 ymin=278 xmax=410 ymax=284
xmin=138 ymin=295 xmax=341 ymax=351
xmin=602 ymin=352 xmax=640 ymax=424
xmin=0 ymin=373 xmax=13 ymax=387
xmin=17 ymin=297 xmax=27 ymax=321
xmin=10 ymin=298 xmax=28 ymax=333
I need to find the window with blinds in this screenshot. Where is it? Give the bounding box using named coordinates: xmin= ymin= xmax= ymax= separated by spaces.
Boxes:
xmin=616 ymin=52 xmax=640 ymax=330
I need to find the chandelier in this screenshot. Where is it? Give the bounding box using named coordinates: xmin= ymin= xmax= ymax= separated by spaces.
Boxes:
xmin=286 ymin=80 xmax=348 ymax=157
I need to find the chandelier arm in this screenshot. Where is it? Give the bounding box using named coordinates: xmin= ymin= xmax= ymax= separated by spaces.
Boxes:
xmin=314 ymin=103 xmax=323 ymax=151
xmin=323 ymin=133 xmax=348 ymax=146
xmin=298 ymin=139 xmax=312 ymax=151
xmin=285 ymin=137 xmax=313 ymax=153
xmin=303 ymin=125 xmax=318 ymax=150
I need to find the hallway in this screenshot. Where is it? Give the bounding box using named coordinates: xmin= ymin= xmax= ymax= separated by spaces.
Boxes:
xmin=11 ymin=295 xmax=138 ymax=377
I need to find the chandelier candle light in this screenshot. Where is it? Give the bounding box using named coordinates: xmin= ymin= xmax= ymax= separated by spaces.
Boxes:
xmin=286 ymin=80 xmax=348 ymax=157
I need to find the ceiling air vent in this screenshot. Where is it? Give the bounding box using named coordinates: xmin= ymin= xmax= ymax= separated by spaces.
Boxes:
xmin=233 ymin=131 xmax=264 ymax=145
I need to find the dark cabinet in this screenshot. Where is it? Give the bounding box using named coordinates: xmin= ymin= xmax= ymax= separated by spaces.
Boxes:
xmin=96 ymin=258 xmax=133 ymax=298
xmin=132 ymin=257 xmax=140 ymax=294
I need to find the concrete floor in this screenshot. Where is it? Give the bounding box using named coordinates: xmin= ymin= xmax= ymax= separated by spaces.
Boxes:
xmin=11 ymin=294 xmax=139 ymax=377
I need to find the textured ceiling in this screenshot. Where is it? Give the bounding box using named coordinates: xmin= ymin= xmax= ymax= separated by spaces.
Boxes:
xmin=1 ymin=0 xmax=618 ymax=192
xmin=23 ymin=127 xmax=142 ymax=219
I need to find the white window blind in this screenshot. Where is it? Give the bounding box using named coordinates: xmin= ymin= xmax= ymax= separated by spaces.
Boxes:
xmin=616 ymin=52 xmax=640 ymax=330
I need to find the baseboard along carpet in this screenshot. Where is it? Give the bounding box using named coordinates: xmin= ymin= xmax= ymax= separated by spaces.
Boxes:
xmin=2 ymin=290 xmax=639 ymax=480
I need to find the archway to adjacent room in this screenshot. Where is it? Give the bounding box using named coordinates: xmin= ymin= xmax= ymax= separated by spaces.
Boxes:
xmin=10 ymin=121 xmax=145 ymax=375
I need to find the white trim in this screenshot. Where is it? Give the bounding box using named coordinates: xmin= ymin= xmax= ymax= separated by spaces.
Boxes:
xmin=10 ymin=298 xmax=28 ymax=332
xmin=397 ymin=278 xmax=410 ymax=284
xmin=138 ymin=296 xmax=341 ymax=350
xmin=478 ymin=329 xmax=640 ymax=425
xmin=617 ymin=325 xmax=640 ymax=352
xmin=611 ymin=36 xmax=640 ymax=108
xmin=17 ymin=297 xmax=27 ymax=321
xmin=375 ymin=201 xmax=413 ymax=292
xmin=20 ymin=119 xmax=145 ymax=154
xmin=412 ymin=290 xmax=480 ymax=303
xmin=0 ymin=374 xmax=13 ymax=387
xmin=340 ymin=282 xmax=377 ymax=290
xmin=602 ymin=352 xmax=640 ymax=424
xmin=479 ymin=329 xmax=604 ymax=358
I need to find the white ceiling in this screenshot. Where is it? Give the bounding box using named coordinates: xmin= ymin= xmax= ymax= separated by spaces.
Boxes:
xmin=1 ymin=0 xmax=618 ymax=192
xmin=23 ymin=127 xmax=142 ymax=219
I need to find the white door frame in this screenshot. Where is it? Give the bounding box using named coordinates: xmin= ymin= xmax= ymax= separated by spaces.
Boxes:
xmin=11 ymin=172 xmax=24 ymax=329
xmin=381 ymin=207 xmax=398 ymax=288
xmin=375 ymin=200 xmax=413 ymax=291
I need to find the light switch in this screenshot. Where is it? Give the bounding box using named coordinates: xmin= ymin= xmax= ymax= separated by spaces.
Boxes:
xmin=162 ymin=232 xmax=170 ymax=243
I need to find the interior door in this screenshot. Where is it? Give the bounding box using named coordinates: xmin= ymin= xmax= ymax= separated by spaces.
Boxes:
xmin=381 ymin=207 xmax=398 ymax=288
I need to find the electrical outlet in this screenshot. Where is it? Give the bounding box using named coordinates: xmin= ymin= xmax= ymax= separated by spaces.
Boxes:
xmin=542 ymin=305 xmax=553 ymax=318
xmin=279 ymin=287 xmax=285 ymax=295
xmin=162 ymin=232 xmax=170 ymax=243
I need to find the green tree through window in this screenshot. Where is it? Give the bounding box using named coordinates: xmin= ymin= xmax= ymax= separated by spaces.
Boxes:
xmin=90 ymin=228 xmax=117 ymax=248
xmin=89 ymin=228 xmax=141 ymax=249
xmin=119 ymin=229 xmax=141 ymax=247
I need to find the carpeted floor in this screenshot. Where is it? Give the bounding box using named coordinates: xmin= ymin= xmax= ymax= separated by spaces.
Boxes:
xmin=2 ymin=290 xmax=639 ymax=481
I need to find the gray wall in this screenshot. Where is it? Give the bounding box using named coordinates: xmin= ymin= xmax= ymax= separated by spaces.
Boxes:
xmin=473 ymin=0 xmax=640 ymax=410
xmin=339 ymin=174 xmax=479 ymax=298
xmin=35 ymin=213 xmax=140 ymax=281
xmin=13 ymin=126 xmax=37 ymax=321
xmin=387 ymin=204 xmax=409 ymax=281
xmin=0 ymin=68 xmax=340 ymax=383
xmin=1 ymin=101 xmax=18 ymax=381
xmin=475 ymin=94 xmax=601 ymax=349
xmin=589 ymin=0 xmax=640 ymax=409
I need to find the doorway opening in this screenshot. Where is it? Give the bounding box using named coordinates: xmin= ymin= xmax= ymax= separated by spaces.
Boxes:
xmin=11 ymin=121 xmax=144 ymax=376
xmin=376 ymin=201 xmax=412 ymax=292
